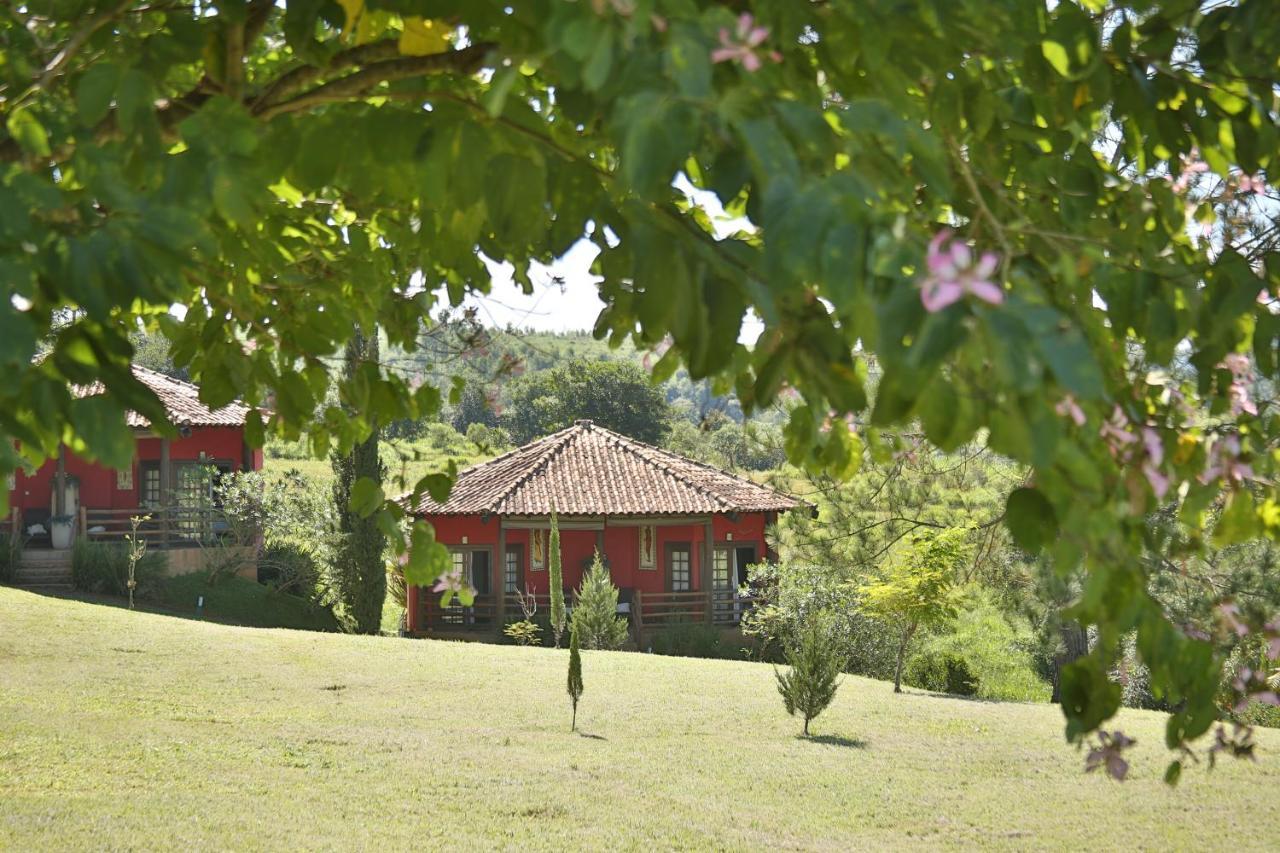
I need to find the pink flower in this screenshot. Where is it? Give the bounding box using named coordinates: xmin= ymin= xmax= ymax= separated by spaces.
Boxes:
xmin=1236 ymin=173 xmax=1266 ymax=195
xmin=919 ymin=230 xmax=1003 ymax=312
xmin=710 ymin=13 xmax=781 ymax=72
xmin=1099 ymin=406 xmax=1136 ymax=454
xmin=1140 ymin=427 xmax=1170 ymax=498
xmin=1170 ymin=150 xmax=1209 ymax=194
xmin=1055 ymin=395 xmax=1086 ymax=427
xmin=432 ymin=566 xmax=465 ymax=594
xmin=1202 ymin=434 xmax=1254 ymax=485
xmin=1220 ymin=353 xmax=1257 ymax=416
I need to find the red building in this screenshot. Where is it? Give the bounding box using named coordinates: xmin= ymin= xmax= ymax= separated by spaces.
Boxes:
xmin=7 ymin=365 xmax=262 ymax=571
xmin=405 ymin=419 xmax=803 ymax=641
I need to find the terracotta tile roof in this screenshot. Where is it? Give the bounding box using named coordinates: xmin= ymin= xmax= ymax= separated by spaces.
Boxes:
xmin=407 ymin=420 xmax=803 ymax=517
xmin=78 ymin=365 xmax=253 ymax=428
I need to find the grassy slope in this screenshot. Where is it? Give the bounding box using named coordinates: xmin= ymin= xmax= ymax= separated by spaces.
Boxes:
xmin=1 ymin=588 xmax=1276 ymax=851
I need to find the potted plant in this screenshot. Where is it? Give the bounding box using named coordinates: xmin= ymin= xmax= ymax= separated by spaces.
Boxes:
xmin=49 ymin=514 xmax=75 ymax=550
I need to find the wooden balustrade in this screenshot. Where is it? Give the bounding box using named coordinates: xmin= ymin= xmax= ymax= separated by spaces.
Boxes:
xmin=80 ymin=506 xmax=235 ymax=549
xmin=416 ymin=588 xmax=756 ymax=636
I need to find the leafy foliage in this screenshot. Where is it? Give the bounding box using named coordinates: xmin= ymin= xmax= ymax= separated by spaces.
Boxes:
xmin=4 ymin=0 xmax=1280 ymax=767
xmin=775 ymin=611 xmax=845 ymax=736
xmin=571 ymin=551 xmax=630 ymax=651
xmin=904 ymin=651 xmax=979 ymax=698
xmin=503 ymin=619 xmax=543 ymax=647
xmin=500 ymin=359 xmax=671 ymax=445
xmin=859 ymin=529 xmax=967 ymax=693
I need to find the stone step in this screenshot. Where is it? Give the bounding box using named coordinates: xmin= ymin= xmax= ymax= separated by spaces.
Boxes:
xmin=14 ymin=568 xmax=73 ymax=581
xmin=19 ymin=549 xmax=75 ymax=565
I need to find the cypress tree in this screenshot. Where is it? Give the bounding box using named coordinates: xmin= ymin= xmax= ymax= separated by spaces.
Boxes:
xmin=567 ymin=623 xmax=583 ymax=731
xmin=329 ymin=326 xmax=387 ymax=634
xmin=548 ymin=508 xmax=566 ymax=648
xmin=571 ymin=550 xmax=630 ymax=650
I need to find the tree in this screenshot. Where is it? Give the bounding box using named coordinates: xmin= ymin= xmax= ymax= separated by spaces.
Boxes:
xmin=7 ymin=1 xmax=1280 ymax=773
xmin=567 ymin=622 xmax=584 ymax=733
xmin=860 ymin=529 xmax=967 ymax=693
xmin=501 ymin=359 xmax=671 ymax=445
xmin=572 ymin=551 xmax=630 ymax=651
xmin=548 ymin=509 xmax=566 ymax=649
xmin=450 ymin=384 xmax=499 ymax=433
xmin=775 ymin=611 xmax=844 ymax=736
xmin=330 ymin=327 xmax=387 ymax=634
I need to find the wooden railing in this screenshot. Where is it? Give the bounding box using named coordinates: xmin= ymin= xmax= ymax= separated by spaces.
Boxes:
xmin=416 ymin=589 xmax=757 ymax=635
xmin=81 ymin=506 xmax=236 ymax=549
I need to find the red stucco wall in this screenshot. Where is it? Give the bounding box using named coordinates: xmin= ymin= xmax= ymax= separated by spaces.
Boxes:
xmin=416 ymin=512 xmax=773 ymax=595
xmin=9 ymin=426 xmax=255 ymax=512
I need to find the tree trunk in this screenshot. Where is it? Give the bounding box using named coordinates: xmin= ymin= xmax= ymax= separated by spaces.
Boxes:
xmin=1051 ymin=620 xmax=1089 ymax=704
xmin=893 ymin=621 xmax=917 ymax=693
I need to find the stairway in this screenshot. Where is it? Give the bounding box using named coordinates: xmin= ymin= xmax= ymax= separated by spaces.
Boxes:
xmin=13 ymin=549 xmax=74 ymax=589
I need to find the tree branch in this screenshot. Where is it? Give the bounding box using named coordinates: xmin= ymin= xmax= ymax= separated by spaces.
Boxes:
xmin=16 ymin=0 xmax=134 ymax=107
xmin=253 ymin=43 xmax=494 ymax=121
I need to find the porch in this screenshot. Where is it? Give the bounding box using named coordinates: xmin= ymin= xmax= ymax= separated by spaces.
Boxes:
xmin=9 ymin=504 xmax=238 ymax=551
xmin=413 ymin=588 xmax=758 ymax=644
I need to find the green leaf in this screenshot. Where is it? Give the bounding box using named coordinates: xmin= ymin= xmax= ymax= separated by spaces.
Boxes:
xmin=75 ymin=63 xmax=120 ymax=126
xmin=1041 ymin=41 xmax=1071 ymax=77
xmin=1212 ymin=489 xmax=1258 ymax=547
xmin=0 ymin=306 xmax=38 ymax=367
xmin=348 ymin=476 xmax=384 ymax=518
xmin=1164 ymin=760 xmax=1182 ymax=786
xmin=1005 ymin=487 xmax=1057 ymax=553
xmin=5 ymin=108 xmax=50 ymax=159
xmin=582 ymin=30 xmax=614 ymax=92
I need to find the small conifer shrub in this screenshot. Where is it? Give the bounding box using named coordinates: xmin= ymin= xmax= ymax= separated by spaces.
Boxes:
xmin=775 ymin=612 xmax=844 ymax=736
xmin=571 ymin=551 xmax=630 ymax=650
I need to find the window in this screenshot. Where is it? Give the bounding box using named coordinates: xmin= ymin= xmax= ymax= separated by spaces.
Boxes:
xmin=449 ymin=549 xmax=492 ymax=596
xmin=140 ymin=462 xmax=161 ymax=508
xmin=666 ymin=543 xmax=691 ymax=592
xmin=504 ymin=546 xmax=522 ymax=594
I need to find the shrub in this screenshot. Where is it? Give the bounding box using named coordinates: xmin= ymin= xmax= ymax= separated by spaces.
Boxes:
xmin=775 ymin=612 xmax=845 ymax=736
xmin=1234 ymin=699 xmax=1280 ymax=730
xmin=648 ymin=622 xmax=735 ymax=659
xmin=920 ymin=590 xmax=1052 ymax=702
xmin=258 ymin=541 xmax=322 ymax=594
xmin=504 ymin=619 xmax=543 ymax=646
xmin=904 ymin=650 xmax=980 ymax=697
xmin=571 ymin=552 xmax=630 ymax=650
xmin=72 ymin=540 xmax=167 ymax=599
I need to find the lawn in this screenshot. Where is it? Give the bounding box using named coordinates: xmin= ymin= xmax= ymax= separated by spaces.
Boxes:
xmin=1 ymin=587 xmax=1276 ymax=850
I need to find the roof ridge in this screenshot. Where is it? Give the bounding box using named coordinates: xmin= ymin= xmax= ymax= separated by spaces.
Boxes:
xmin=486 ymin=422 xmax=583 ymax=514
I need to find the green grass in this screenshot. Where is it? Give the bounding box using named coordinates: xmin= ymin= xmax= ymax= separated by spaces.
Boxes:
xmin=1 ymin=587 xmax=1277 ymax=850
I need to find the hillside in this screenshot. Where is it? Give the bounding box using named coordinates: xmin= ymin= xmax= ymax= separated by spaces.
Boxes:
xmin=1 ymin=588 xmax=1277 ymax=850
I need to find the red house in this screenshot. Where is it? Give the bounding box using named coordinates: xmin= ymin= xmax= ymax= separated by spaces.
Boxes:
xmin=7 ymin=365 xmax=262 ymax=584
xmin=404 ymin=419 xmax=803 ymax=641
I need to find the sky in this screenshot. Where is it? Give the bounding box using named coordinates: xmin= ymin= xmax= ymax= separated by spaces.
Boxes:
xmin=430 ymin=175 xmax=765 ymax=344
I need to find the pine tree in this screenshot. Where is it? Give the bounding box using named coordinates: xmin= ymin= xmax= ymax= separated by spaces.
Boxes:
xmin=548 ymin=508 xmax=566 ymax=648
xmin=572 ymin=550 xmax=630 ymax=650
xmin=329 ymin=326 xmax=387 ymax=634
xmin=775 ymin=612 xmax=844 ymax=736
xmin=567 ymin=623 xmax=584 ymax=732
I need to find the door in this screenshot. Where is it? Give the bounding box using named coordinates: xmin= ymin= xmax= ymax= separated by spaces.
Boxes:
xmin=713 ymin=545 xmax=758 ymax=623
